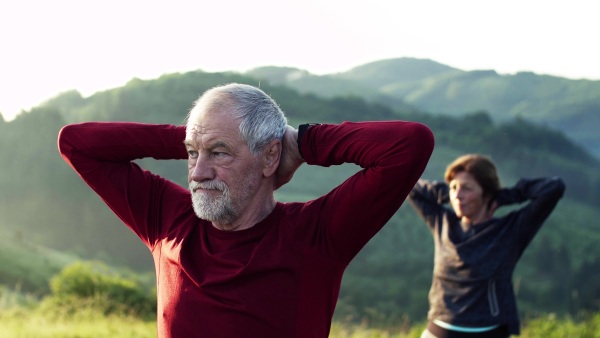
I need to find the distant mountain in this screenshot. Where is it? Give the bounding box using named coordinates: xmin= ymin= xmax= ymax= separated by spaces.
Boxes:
xmin=245 ymin=66 xmax=419 ymax=114
xmin=337 ymin=57 xmax=460 ymax=86
xmin=246 ymin=58 xmax=600 ymax=159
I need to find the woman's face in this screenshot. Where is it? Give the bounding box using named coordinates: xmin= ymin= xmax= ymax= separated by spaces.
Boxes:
xmin=448 ymin=171 xmax=488 ymax=222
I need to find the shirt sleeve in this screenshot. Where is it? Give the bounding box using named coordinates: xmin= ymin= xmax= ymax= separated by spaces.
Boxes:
xmin=407 ymin=179 xmax=450 ymax=231
xmin=57 ymin=122 xmax=189 ymax=248
xmin=298 ymin=120 xmax=435 ymax=263
xmin=496 ymin=177 xmax=566 ymax=247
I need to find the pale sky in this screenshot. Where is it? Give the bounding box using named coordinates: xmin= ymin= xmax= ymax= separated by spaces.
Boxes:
xmin=1 ymin=0 xmax=598 ymax=121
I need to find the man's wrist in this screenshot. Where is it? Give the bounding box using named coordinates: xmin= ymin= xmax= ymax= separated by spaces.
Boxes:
xmin=297 ymin=123 xmax=320 ymax=158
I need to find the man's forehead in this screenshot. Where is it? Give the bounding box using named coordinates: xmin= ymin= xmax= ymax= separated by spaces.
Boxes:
xmin=189 ymin=123 xmax=205 ymax=135
xmin=185 ymin=119 xmax=242 ymax=145
xmin=186 ymin=103 xmax=241 ymax=139
xmin=186 ymin=123 xmax=218 ymax=140
xmin=187 ymin=117 xmax=238 ymax=133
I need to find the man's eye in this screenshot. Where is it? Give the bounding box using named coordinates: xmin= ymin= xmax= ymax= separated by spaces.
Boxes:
xmin=188 ymin=150 xmax=198 ymax=159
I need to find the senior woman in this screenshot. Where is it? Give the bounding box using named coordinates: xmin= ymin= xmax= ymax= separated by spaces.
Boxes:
xmin=408 ymin=154 xmax=565 ymax=338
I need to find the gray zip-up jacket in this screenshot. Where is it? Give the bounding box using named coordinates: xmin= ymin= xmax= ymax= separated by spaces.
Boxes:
xmin=408 ymin=177 xmax=565 ymax=335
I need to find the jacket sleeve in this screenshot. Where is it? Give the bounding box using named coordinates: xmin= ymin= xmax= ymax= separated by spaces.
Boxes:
xmin=496 ymin=177 xmax=566 ymax=247
xmin=407 ymin=179 xmax=449 ymax=231
xmin=57 ymin=122 xmax=189 ymax=248
xmin=298 ymin=120 xmax=434 ymax=263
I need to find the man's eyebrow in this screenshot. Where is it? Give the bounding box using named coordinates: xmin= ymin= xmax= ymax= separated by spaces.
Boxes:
xmin=210 ymin=141 xmax=231 ymax=151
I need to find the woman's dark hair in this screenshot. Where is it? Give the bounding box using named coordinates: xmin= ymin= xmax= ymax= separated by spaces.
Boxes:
xmin=444 ymin=154 xmax=501 ymax=198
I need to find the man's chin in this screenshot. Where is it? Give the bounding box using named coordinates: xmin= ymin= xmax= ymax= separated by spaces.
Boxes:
xmin=191 ymin=200 xmax=228 ymax=222
xmin=192 ymin=207 xmax=216 ymax=222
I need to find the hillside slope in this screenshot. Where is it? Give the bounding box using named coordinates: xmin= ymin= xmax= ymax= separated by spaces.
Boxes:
xmin=246 ymin=57 xmax=600 ymax=159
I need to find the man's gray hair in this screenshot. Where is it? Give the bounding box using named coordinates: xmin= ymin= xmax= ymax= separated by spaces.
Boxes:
xmin=189 ymin=83 xmax=288 ymax=155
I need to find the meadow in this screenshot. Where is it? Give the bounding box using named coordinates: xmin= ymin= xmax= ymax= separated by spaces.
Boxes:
xmin=1 ymin=254 xmax=599 ymax=338
xmin=1 ymin=288 xmax=599 ymax=338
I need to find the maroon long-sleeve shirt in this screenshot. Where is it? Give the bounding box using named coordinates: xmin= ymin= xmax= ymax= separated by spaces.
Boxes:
xmin=58 ymin=120 xmax=434 ymax=338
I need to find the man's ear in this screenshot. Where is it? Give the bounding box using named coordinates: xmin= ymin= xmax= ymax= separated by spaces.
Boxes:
xmin=262 ymin=139 xmax=282 ymax=177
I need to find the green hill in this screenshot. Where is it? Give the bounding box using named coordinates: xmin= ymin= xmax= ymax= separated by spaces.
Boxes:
xmin=246 ymin=57 xmax=600 ymax=160
xmin=0 ymin=228 xmax=77 ymax=295
xmin=1 ymin=69 xmax=599 ymax=323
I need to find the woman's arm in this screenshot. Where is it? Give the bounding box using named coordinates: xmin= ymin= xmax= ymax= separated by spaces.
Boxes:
xmin=495 ymin=177 xmax=566 ymax=243
xmin=407 ymin=179 xmax=450 ymax=230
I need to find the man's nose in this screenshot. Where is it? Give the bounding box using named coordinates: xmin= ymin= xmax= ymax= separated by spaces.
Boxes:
xmin=191 ymin=156 xmax=214 ymax=182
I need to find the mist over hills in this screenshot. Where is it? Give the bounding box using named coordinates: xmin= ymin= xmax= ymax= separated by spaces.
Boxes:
xmin=1 ymin=64 xmax=599 ymax=321
xmin=246 ymin=57 xmax=600 ymax=159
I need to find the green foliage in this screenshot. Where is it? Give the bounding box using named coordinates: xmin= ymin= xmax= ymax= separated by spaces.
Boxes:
xmin=48 ymin=261 xmax=156 ymax=318
xmin=0 ymin=285 xmax=38 ymax=310
xmin=329 ymin=320 xmax=424 ymax=338
xmin=520 ymin=313 xmax=600 ymax=338
xmin=0 ymin=228 xmax=75 ymax=295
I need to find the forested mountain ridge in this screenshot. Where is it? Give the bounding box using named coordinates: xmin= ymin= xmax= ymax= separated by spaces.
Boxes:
xmin=246 ymin=57 xmax=600 ymax=159
xmin=1 ymin=69 xmax=599 ymax=323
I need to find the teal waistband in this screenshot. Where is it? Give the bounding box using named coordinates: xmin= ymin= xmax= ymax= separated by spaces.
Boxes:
xmin=433 ymin=319 xmax=500 ymax=333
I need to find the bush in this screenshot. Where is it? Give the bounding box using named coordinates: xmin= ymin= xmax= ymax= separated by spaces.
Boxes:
xmin=47 ymin=261 xmax=156 ymax=318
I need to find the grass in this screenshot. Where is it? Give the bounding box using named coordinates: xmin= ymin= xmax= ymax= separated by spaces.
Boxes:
xmin=1 ymin=295 xmax=600 ymax=338
xmin=0 ymin=292 xmax=155 ymax=338
xmin=0 ymin=308 xmax=155 ymax=338
xmin=519 ymin=313 xmax=600 ymax=338
xmin=2 ymin=227 xmax=599 ymax=337
xmin=329 ymin=321 xmax=425 ymax=338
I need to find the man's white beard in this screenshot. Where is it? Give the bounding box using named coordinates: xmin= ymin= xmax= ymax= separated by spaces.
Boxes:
xmin=190 ymin=180 xmax=237 ymax=224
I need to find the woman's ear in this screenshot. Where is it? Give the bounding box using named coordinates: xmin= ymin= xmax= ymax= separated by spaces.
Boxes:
xmin=485 ymin=194 xmax=498 ymax=217
xmin=262 ymin=139 xmax=282 ymax=177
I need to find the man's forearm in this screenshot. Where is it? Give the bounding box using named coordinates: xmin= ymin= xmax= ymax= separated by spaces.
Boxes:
xmin=58 ymin=122 xmax=188 ymax=165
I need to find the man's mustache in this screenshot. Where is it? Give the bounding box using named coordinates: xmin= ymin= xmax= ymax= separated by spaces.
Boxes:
xmin=189 ymin=180 xmax=227 ymax=192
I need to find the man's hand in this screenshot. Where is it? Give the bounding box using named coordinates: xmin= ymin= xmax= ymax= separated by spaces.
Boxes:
xmin=274 ymin=125 xmax=304 ymax=190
